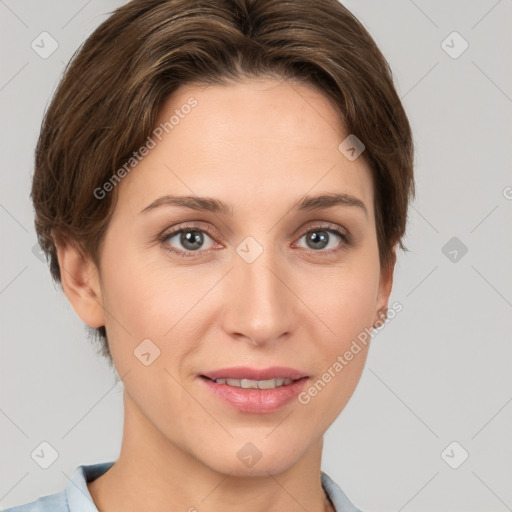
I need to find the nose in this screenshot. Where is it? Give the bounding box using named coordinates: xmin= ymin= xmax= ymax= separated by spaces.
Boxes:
xmin=221 ymin=245 xmax=294 ymax=347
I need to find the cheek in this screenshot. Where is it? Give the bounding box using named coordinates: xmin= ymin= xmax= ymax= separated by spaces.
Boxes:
xmin=98 ymin=245 xmax=221 ymax=380
xmin=296 ymin=255 xmax=379 ymax=409
xmin=97 ymin=247 xmax=180 ymax=362
xmin=297 ymin=275 xmax=376 ymax=427
xmin=303 ymin=256 xmax=380 ymax=343
xmin=100 ymin=248 xmax=196 ymax=332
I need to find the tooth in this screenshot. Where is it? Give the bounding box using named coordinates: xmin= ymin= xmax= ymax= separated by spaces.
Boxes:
xmin=213 ymin=377 xmax=295 ymax=388
xmin=257 ymin=378 xmax=277 ymax=389
xmin=241 ymin=379 xmax=260 ymax=389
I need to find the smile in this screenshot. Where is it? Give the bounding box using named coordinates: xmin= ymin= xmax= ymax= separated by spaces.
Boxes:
xmin=200 ymin=367 xmax=310 ymax=414
xmin=208 ymin=377 xmax=295 ymax=389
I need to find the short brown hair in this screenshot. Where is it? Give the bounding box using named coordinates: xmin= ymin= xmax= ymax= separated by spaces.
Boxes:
xmin=32 ymin=0 xmax=415 ymax=364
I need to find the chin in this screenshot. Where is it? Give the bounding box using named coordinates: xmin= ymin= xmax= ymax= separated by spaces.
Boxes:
xmin=197 ymin=435 xmax=313 ymax=478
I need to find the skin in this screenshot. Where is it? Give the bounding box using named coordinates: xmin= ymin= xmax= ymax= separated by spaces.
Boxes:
xmin=57 ymin=77 xmax=395 ymax=512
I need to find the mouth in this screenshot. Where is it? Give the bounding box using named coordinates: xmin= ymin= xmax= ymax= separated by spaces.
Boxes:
xmin=199 ymin=366 xmax=309 ymax=414
xmin=202 ymin=376 xmax=300 ymax=389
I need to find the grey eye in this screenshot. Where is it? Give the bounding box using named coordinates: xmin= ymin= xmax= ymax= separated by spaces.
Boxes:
xmin=297 ymin=229 xmax=343 ymax=251
xmin=165 ymin=229 xmax=215 ymax=252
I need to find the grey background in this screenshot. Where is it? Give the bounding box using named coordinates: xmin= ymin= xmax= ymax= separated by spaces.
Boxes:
xmin=1 ymin=1 xmax=511 ymax=510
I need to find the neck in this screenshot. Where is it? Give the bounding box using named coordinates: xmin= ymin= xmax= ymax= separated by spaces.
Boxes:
xmin=88 ymin=391 xmax=334 ymax=512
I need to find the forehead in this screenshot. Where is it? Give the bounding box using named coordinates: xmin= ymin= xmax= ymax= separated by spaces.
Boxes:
xmin=117 ymin=78 xmax=374 ymax=219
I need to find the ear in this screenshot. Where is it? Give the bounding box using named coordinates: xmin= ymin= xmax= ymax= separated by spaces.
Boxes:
xmin=55 ymin=239 xmax=105 ymax=329
xmin=373 ymin=243 xmax=397 ymax=326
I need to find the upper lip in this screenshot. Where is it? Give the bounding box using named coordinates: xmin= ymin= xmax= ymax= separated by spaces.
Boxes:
xmin=201 ymin=366 xmax=309 ymax=381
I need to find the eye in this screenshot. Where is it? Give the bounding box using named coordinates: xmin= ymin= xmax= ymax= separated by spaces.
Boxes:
xmin=160 ymin=225 xmax=216 ymax=256
xmin=295 ymin=225 xmax=350 ymax=252
xmin=159 ymin=222 xmax=351 ymax=257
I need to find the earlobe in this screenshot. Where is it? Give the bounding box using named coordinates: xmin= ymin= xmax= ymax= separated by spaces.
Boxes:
xmin=373 ymin=244 xmax=397 ymax=327
xmin=55 ymin=240 xmax=105 ymax=329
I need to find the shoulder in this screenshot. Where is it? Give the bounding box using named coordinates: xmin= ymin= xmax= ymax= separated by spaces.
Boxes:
xmin=3 ymin=461 xmax=115 ymax=512
xmin=321 ymin=471 xmax=365 ymax=512
xmin=2 ymin=491 xmax=68 ymax=512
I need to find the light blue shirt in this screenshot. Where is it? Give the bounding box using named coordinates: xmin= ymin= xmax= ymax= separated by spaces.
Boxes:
xmin=4 ymin=461 xmax=363 ymax=512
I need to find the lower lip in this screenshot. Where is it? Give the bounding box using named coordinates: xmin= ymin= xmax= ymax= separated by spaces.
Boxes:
xmin=201 ymin=377 xmax=309 ymax=414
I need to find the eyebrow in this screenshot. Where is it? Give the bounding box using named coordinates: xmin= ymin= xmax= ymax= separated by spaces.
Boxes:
xmin=139 ymin=192 xmax=368 ymax=218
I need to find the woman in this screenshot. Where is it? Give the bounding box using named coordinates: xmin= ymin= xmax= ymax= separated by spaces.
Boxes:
xmin=7 ymin=0 xmax=414 ymax=510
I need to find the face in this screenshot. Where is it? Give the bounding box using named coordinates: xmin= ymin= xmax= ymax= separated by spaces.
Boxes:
xmin=76 ymin=78 xmax=393 ymax=476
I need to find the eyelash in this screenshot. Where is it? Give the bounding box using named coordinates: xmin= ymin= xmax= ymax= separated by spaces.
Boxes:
xmin=158 ymin=223 xmax=352 ymax=257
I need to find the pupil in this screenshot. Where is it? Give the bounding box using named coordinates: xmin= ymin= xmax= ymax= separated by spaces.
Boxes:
xmin=181 ymin=230 xmax=203 ymax=250
xmin=308 ymin=231 xmax=328 ymax=249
